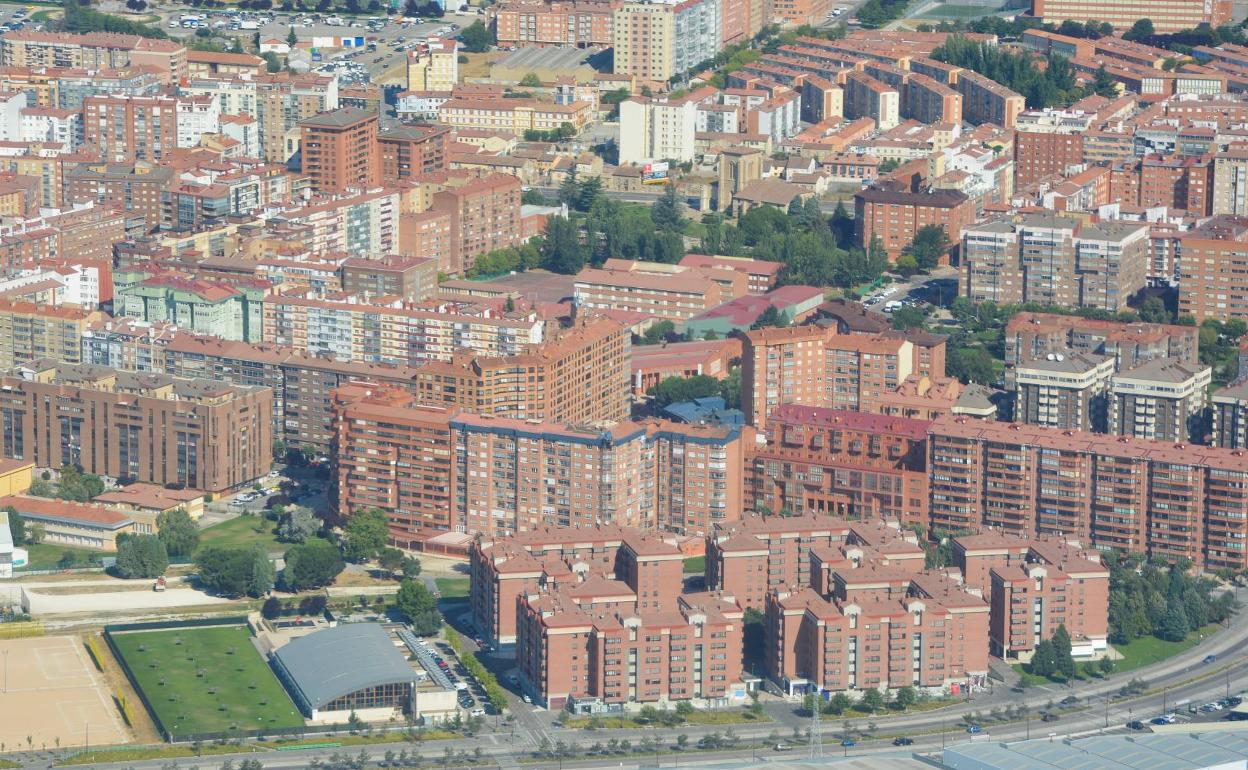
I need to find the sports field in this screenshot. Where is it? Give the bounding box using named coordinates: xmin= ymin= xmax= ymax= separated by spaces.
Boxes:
xmin=109 ymin=625 xmax=303 ymax=738
xmin=0 ymin=635 xmax=129 ymax=750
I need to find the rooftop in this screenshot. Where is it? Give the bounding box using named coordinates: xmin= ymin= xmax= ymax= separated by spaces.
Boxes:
xmin=272 ymin=624 xmax=415 ymax=710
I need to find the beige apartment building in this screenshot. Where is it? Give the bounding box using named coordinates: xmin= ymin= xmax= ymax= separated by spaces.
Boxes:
xmin=1212 ymin=149 xmax=1248 ymax=216
xmin=1011 ymin=353 xmax=1114 ymax=432
xmin=1109 ymin=359 xmax=1211 ymax=444
xmin=1213 ymin=380 xmax=1248 ymax=449
xmin=0 ymin=300 xmax=105 ymax=370
xmin=1178 ymin=215 xmax=1248 ymax=322
xmin=407 ymin=38 xmax=459 ymax=92
xmin=612 ymin=3 xmax=674 ymax=82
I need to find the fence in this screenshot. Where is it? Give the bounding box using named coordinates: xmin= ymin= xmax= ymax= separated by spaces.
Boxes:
xmin=0 ymin=619 xmax=44 ymax=639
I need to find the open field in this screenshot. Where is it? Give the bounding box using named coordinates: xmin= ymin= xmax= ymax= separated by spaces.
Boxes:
xmin=435 ymin=577 xmax=470 ymax=599
xmin=199 ymin=516 xmax=283 ymax=553
xmin=109 ymin=625 xmax=303 ymax=737
xmin=918 ymin=3 xmax=1002 ymax=16
xmin=0 ymin=635 xmax=129 ymax=750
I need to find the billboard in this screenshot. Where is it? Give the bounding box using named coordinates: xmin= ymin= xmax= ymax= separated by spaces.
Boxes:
xmin=642 ymin=161 xmax=669 ymax=185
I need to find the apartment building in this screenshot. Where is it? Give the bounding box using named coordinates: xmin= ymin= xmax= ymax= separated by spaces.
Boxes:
xmin=1032 ymin=0 xmax=1231 ymax=32
xmin=1178 ymin=215 xmax=1248 ymax=323
xmin=619 ymin=95 xmax=698 ymax=165
xmin=0 ymin=31 xmax=186 ymax=79
xmin=1004 ymin=312 xmax=1201 ymax=370
xmin=0 ymin=300 xmax=104 ymax=370
xmin=746 ymin=405 xmax=930 ymax=527
xmin=64 ymin=162 xmax=176 ymax=231
xmin=771 ymin=0 xmax=830 ymax=25
xmin=117 ymin=271 xmax=266 ymax=343
xmin=952 ymin=533 xmax=1109 ymax=660
xmin=299 ymin=107 xmax=380 ymax=194
xmin=406 ymin=38 xmax=459 ymax=92
xmin=0 ymin=359 xmax=270 ymax=492
xmin=764 ymin=569 xmax=989 ymax=695
xmin=411 ymin=316 xmax=631 ymax=424
xmin=927 ymin=415 xmax=1248 ymax=571
xmin=854 ymin=184 xmax=975 ymax=259
xmin=1109 ymin=359 xmax=1211 ymax=444
xmin=954 ymin=71 xmax=1025 ymax=128
xmin=612 ymin=2 xmax=675 ymax=82
xmin=411 ymin=171 xmax=523 ymax=276
xmin=340 ymin=255 xmax=437 ymax=301
xmin=1213 ymin=380 xmax=1248 ymax=449
xmin=516 ymin=589 xmax=744 ymax=709
xmin=83 ymin=95 xmax=178 ymax=163
xmin=671 ymin=0 xmax=722 ymax=79
xmin=843 ymin=72 xmax=900 ymax=131
xmin=1011 ymin=353 xmax=1115 ymax=432
xmin=378 ymin=125 xmax=448 ymax=182
xmin=1212 ymin=149 xmax=1248 ymax=216
xmin=470 ymin=524 xmax=685 ymax=647
xmin=962 ymin=215 xmax=1149 ymax=313
xmin=494 ymin=0 xmax=618 ymax=48
xmin=904 ymin=73 xmax=962 ymax=125
xmin=677 ymin=255 xmax=783 ymax=295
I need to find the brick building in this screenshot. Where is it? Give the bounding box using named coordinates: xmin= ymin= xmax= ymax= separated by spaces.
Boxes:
xmin=378 ymin=125 xmax=448 ymax=182
xmin=0 ymin=300 xmax=105 ymax=370
xmin=1178 ymin=215 xmax=1248 ymax=322
xmin=494 ymin=0 xmax=618 ymax=48
xmin=299 ymin=107 xmax=380 ymax=194
xmin=854 ymin=184 xmax=975 ymax=259
xmin=0 ymin=359 xmax=271 ymax=492
xmin=82 ymin=95 xmax=178 ymax=163
xmin=1003 ymin=313 xmax=1201 ymax=370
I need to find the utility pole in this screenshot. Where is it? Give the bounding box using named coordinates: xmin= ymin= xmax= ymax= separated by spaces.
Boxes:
xmin=1228 ymin=668 xmax=1233 ymax=700
xmin=1104 ymin=695 xmax=1109 ymax=729
xmin=810 ymin=693 xmax=823 ymax=759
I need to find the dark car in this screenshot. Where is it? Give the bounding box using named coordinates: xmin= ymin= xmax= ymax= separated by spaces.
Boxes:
xmin=840 ymin=739 xmax=856 ymax=748
xmin=1041 ymin=713 xmax=1060 ymax=722
xmin=1061 ymin=695 xmax=1078 ymax=706
xmin=1204 ymin=654 xmax=1218 ymax=664
xmin=892 ymin=737 xmax=914 ymax=746
xmin=1127 ymin=720 xmax=1146 ymax=730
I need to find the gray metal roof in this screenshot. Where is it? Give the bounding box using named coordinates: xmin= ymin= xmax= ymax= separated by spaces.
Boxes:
xmin=945 ymin=732 xmax=1248 ymax=770
xmin=272 ymin=624 xmax=414 ymax=709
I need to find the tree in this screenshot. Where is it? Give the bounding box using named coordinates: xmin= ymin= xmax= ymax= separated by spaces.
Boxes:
xmin=539 ymin=215 xmax=586 ymax=274
xmin=396 ymin=579 xmax=442 ymax=635
xmin=1123 ymin=18 xmax=1154 ymax=42
xmin=1030 ymin=638 xmax=1057 ymax=677
xmin=859 ymin=688 xmax=885 ymax=713
xmin=277 ymin=506 xmax=320 ymax=543
xmin=1098 ymin=656 xmax=1114 ymax=675
xmin=650 ymin=184 xmax=683 ymax=232
xmin=1138 ymin=296 xmax=1171 ymax=324
xmin=261 ymin=51 xmax=284 ymax=73
xmin=828 ymin=692 xmax=852 ymax=715
xmin=751 ymin=305 xmax=790 ymax=330
xmin=904 ymin=224 xmax=950 ymax=271
xmin=877 ymin=158 xmax=900 ymax=173
xmin=378 ymin=547 xmax=406 ymax=575
xmin=283 ymin=539 xmax=345 ymax=590
xmin=343 ymin=507 xmax=389 ymax=563
xmin=519 ymin=72 xmax=541 ymax=87
xmin=649 ymin=374 xmax=722 ymax=408
xmin=286 ymin=26 xmax=298 ymax=46
xmin=195 ymin=545 xmax=274 ymax=598
xmin=675 ymin=701 xmax=694 ymax=719
xmin=639 ymin=320 xmax=676 ymax=345
xmin=116 ymin=534 xmax=168 ymax=579
xmin=575 ymin=176 xmax=602 ymax=212
xmin=1052 ymin=625 xmax=1076 ymax=679
xmin=262 ymin=596 xmax=283 ymax=619
xmin=891 ymin=305 xmax=927 ymax=331
xmin=894 ymin=686 xmax=917 ymax=711
xmin=401 ymin=557 xmax=422 ymax=579
xmin=460 ymin=20 xmax=494 ymax=53
xmin=1158 ymin=603 xmax=1189 ymax=642
xmin=156 ymin=508 xmax=200 ymax=558
xmin=1091 ymin=65 xmax=1118 ymax=97
xmin=5 ymin=506 xmax=24 ymax=547
xmin=947 ymin=346 xmax=996 ymax=385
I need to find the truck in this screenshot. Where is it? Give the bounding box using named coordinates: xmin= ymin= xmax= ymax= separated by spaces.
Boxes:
xmin=239 ymin=20 xmax=259 ymax=29
xmin=152 ymin=576 xmax=167 ymax=592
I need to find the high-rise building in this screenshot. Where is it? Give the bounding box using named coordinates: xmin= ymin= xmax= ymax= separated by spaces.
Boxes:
xmin=406 ymin=38 xmax=459 ymax=92
xmin=0 ymin=359 xmax=271 ymax=492
xmin=0 ymin=300 xmax=105 ymax=370
xmin=1004 ymin=312 xmax=1201 ymax=370
xmin=378 ymin=125 xmax=448 ymax=181
xmin=83 ymin=95 xmax=179 ymax=163
xmin=1011 ymin=353 xmax=1115 ymax=432
xmin=494 ymin=0 xmax=618 ymax=48
xmin=618 ymin=95 xmax=698 ymax=165
xmin=1178 ymin=215 xmax=1248 ymax=322
xmin=1213 ymin=380 xmax=1248 ymax=449
xmin=612 ymin=3 xmax=675 ymax=82
xmin=854 ymin=184 xmax=975 ymax=259
xmin=927 ymin=415 xmax=1248 ymax=572
xmin=1032 ymin=0 xmax=1230 ymax=33
xmin=962 ymin=214 xmax=1150 ymax=312
xmin=1212 ymin=149 xmax=1248 ymax=216
xmin=1109 ymin=359 xmax=1211 ymax=444
xmin=298 ymin=107 xmax=380 ymax=194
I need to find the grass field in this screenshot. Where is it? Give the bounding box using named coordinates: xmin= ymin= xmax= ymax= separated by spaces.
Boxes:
xmin=683 ymin=556 xmax=705 ymax=574
xmin=435 ymin=577 xmax=470 ymax=599
xmin=1113 ymin=624 xmax=1219 ymax=674
xmin=109 ymin=626 xmax=303 ymax=737
xmin=918 ymin=3 xmax=1001 ymax=16
xmin=199 ymin=516 xmax=283 ymax=554
xmin=20 ymin=543 xmax=103 ymax=571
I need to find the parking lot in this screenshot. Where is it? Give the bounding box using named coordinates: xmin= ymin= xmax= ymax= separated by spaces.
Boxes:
xmin=407 ymin=635 xmax=491 ymax=717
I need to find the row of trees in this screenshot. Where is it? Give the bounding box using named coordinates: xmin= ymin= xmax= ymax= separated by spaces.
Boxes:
xmin=933 ymin=35 xmax=1114 ymax=109
xmin=29 ymin=465 xmax=106 ymax=503
xmin=61 ymin=0 xmax=169 ymax=38
xmin=803 ymin=685 xmax=921 ymax=716
xmin=1105 ymin=552 xmax=1235 ymax=645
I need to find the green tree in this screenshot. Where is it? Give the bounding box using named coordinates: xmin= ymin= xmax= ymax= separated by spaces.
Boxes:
xmin=877 ymin=158 xmax=900 ymax=173
xmin=904 ymin=224 xmax=951 ymax=271
xmin=277 ymin=506 xmax=320 ymax=543
xmin=286 ymin=26 xmax=298 ymax=46
xmin=1158 ymin=604 xmax=1189 ymax=641
xmin=650 ymin=184 xmax=683 ymax=232
xmin=576 ymin=176 xmax=603 ymax=212
xmin=459 ymin=20 xmax=494 ymax=52
xmin=675 ymin=701 xmax=694 ymax=719
xmin=639 ymin=320 xmax=676 ymax=345
xmin=378 ymin=547 xmax=406 ymax=575
xmin=540 ymin=215 xmax=586 ymax=274
xmin=283 ymin=539 xmax=345 ymax=590
xmin=947 ymin=346 xmax=996 ymax=385
xmin=156 ymin=508 xmax=200 ymax=558
xmin=261 ymin=51 xmax=284 ymax=73
xmin=195 ymin=545 xmax=274 ymax=598
xmin=649 ymin=374 xmax=722 ymax=408
xmin=343 ymin=507 xmax=389 ymax=563
xmin=396 ymin=579 xmax=442 ymax=635
xmin=1091 ymin=65 xmax=1118 ymax=97
xmin=519 ymin=72 xmax=541 ymax=87
xmin=894 ymin=686 xmax=917 ymax=711
xmin=1030 ymin=638 xmax=1057 ymax=677
xmin=891 ymin=305 xmax=927 ymax=331
xmin=5 ymin=506 xmax=24 ymax=547
xmin=751 ymin=305 xmax=791 ymax=330
xmin=859 ymin=689 xmax=885 ymax=713
xmin=828 ymin=692 xmax=852 ymax=715
xmin=1123 ymin=18 xmax=1154 ymax=42
xmin=115 ymin=534 xmax=169 ymax=579
xmin=1138 ymin=296 xmax=1171 ymax=324
xmin=1052 ymin=625 xmax=1076 ymax=679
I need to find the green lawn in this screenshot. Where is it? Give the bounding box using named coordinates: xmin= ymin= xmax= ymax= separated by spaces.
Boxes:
xmin=19 ymin=543 xmax=103 ymax=570
xmin=683 ymin=556 xmax=705 ymax=574
xmin=435 ymin=577 xmax=470 ymax=599
xmin=109 ymin=625 xmax=304 ymax=737
xmin=918 ymin=3 xmax=1001 ymax=16
xmin=57 ymin=744 xmax=259 ymax=766
xmin=199 ymin=516 xmax=283 ymax=553
xmin=563 ymin=708 xmax=769 ymax=729
xmin=1112 ymin=624 xmax=1218 ymax=674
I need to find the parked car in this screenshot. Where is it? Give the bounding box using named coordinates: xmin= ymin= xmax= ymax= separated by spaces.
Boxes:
xmin=966 ymin=725 xmax=982 ymax=734
xmin=1060 ymin=695 xmax=1078 ymax=706
xmin=1127 ymin=720 xmax=1145 ymax=730
xmin=840 ymin=739 xmax=856 ymax=748
xmin=1041 ymin=713 xmax=1060 ymax=722
xmin=1205 ymin=654 xmax=1218 ymax=664
xmin=774 ymin=744 xmax=792 ymax=752
xmin=892 ymin=737 xmax=914 ymax=746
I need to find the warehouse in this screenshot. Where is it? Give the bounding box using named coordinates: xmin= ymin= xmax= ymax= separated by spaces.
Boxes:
xmin=271 ymin=624 xmax=417 ymax=722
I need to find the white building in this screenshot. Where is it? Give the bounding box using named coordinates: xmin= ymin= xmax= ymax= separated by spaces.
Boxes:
xmin=0 ymin=262 xmax=106 ymax=309
xmin=176 ymin=94 xmax=222 ymax=148
xmin=221 ymin=113 xmax=260 ymax=158
xmin=20 ymin=106 xmax=81 ymax=150
xmin=396 ymin=91 xmax=452 ymax=121
xmin=0 ymin=90 xmax=27 ymax=142
xmin=619 ymin=95 xmax=698 ymax=165
xmin=672 ymin=0 xmax=721 ymax=79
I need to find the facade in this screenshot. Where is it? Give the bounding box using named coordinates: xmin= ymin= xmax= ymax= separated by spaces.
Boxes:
xmin=340 ymin=255 xmax=438 ymax=301
xmin=746 ymin=405 xmax=930 ymax=527
xmin=671 ymin=0 xmax=721 ymax=80
xmin=962 ymin=215 xmax=1150 ymax=313
xmin=844 ymin=72 xmax=900 ymax=131
xmin=406 ymin=38 xmax=459 ymax=93
xmin=436 ymin=98 xmax=593 ymax=134
xmin=1011 ymin=353 xmax=1115 ymax=432
xmin=612 ymin=3 xmax=675 ymax=82
xmin=1213 ymin=380 xmax=1248 ymax=449
xmin=1004 ymin=312 xmax=1200 ymax=370
xmin=0 ymin=300 xmax=104 ymax=370
xmin=378 ymin=125 xmax=448 ymax=181
xmin=1109 ymin=359 xmax=1211 ymax=443
xmin=0 ymin=495 xmax=134 ymax=551
xmin=953 ymin=71 xmax=1025 ymax=128
xmin=927 ymin=415 xmax=1248 ymax=572
xmin=0 ymin=360 xmax=271 ymax=492
xmin=1212 ymin=149 xmax=1248 ymax=216
xmin=83 ymin=95 xmax=178 ymax=163
xmin=854 ymin=185 xmax=975 ymax=259
xmin=619 ymin=95 xmax=698 ymax=165
xmin=1032 ymin=0 xmax=1231 ymax=33
xmin=299 ymin=107 xmax=380 ymax=194
xmin=573 ymin=265 xmax=731 ymax=322
xmin=494 ymin=0 xmax=617 ymax=48
xmin=1178 ymin=215 xmax=1248 ymax=322
xmin=117 ymin=273 xmax=266 ymax=343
